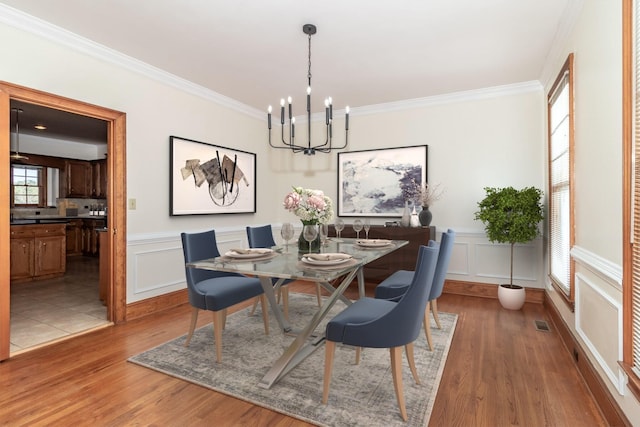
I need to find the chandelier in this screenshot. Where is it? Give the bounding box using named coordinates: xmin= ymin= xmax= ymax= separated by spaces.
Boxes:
xmin=267 ymin=24 xmax=349 ymax=155
xmin=10 ymin=107 xmax=28 ymax=160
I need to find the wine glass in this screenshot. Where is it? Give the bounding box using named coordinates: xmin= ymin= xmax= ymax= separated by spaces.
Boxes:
xmin=302 ymin=224 xmax=318 ymax=254
xmin=363 ymin=219 xmax=371 ymax=240
xmin=319 ymin=223 xmax=329 ymax=247
xmin=334 ymin=218 xmax=345 ymax=242
xmin=353 ymin=219 xmax=363 ymax=239
xmin=281 ymin=222 xmax=294 ymax=251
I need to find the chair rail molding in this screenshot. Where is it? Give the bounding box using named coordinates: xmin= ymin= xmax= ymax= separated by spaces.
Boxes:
xmin=571 ymin=245 xmax=622 ymax=291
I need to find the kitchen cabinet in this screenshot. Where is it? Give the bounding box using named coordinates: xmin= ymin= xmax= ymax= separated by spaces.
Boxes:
xmin=66 ymin=160 xmax=92 ymax=198
xmin=82 ymin=218 xmax=106 ymax=256
xmin=91 ymin=158 xmax=107 ymax=199
xmin=66 ymin=219 xmax=83 ymax=255
xmin=329 ymin=225 xmax=436 ymax=284
xmin=99 ymin=229 xmax=110 ymax=306
xmin=10 ymin=223 xmax=66 ymax=282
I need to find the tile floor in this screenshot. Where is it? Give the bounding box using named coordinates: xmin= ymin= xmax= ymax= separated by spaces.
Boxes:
xmin=10 ymin=256 xmax=110 ymax=354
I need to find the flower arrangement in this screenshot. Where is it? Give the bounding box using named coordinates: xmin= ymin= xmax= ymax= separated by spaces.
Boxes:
xmin=283 ymin=186 xmax=334 ymax=224
xmin=402 ymin=179 xmax=445 ymax=207
xmin=420 ymin=182 xmax=445 ymax=207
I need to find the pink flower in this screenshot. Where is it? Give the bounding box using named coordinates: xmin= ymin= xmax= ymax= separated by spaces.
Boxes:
xmin=283 ymin=192 xmax=301 ymax=211
xmin=307 ymin=195 xmax=326 ymax=211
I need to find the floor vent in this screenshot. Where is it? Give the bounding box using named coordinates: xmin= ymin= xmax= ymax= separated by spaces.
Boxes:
xmin=535 ymin=320 xmax=550 ymax=332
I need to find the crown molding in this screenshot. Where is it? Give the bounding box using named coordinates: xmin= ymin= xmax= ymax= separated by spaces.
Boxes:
xmin=0 ymin=4 xmax=265 ymax=120
xmin=539 ymin=0 xmax=585 ymax=90
xmin=0 ymin=3 xmax=544 ymax=123
xmin=350 ymin=81 xmax=543 ymax=118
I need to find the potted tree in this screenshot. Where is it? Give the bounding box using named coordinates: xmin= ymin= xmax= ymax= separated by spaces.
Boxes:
xmin=474 ymin=186 xmax=544 ymax=310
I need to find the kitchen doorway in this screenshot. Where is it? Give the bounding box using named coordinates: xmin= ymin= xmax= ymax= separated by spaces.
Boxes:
xmin=0 ymin=81 xmax=127 ymax=361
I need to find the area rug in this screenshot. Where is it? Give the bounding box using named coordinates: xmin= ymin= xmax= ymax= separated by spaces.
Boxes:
xmin=129 ymin=293 xmax=457 ymax=427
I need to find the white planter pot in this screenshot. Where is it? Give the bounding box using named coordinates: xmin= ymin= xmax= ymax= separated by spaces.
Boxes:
xmin=497 ymin=284 xmax=526 ymax=310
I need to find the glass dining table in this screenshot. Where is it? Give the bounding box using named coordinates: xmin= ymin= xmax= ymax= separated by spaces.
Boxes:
xmin=187 ymin=237 xmax=408 ymax=389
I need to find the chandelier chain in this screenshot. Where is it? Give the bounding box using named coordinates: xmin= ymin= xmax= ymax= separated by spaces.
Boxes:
xmin=307 ymin=32 xmax=312 ymax=84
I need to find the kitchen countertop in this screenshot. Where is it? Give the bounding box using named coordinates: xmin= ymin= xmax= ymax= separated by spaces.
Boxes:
xmin=11 ymin=215 xmax=107 ymax=225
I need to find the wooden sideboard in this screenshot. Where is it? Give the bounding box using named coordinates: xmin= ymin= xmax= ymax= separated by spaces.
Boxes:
xmin=329 ymin=224 xmax=436 ymax=284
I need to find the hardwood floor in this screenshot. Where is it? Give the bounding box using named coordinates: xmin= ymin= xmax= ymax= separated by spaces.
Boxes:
xmin=0 ymin=282 xmax=607 ymax=426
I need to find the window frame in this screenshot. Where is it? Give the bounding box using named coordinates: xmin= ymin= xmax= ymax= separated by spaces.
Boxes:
xmin=622 ymin=0 xmax=640 ymax=402
xmin=10 ymin=164 xmax=45 ymax=207
xmin=547 ymin=53 xmax=576 ymax=309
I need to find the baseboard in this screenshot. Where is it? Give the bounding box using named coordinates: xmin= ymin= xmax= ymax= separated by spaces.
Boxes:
xmin=126 ymin=289 xmax=189 ymax=321
xmin=443 ymin=279 xmax=545 ymax=304
xmin=545 ymin=295 xmax=630 ymax=427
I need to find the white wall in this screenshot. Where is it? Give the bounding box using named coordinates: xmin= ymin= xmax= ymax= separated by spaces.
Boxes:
xmin=0 ymin=7 xmax=547 ymax=299
xmin=542 ymin=0 xmax=640 ymax=421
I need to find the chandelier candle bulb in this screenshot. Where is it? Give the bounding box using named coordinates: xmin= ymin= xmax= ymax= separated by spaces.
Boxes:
xmin=267 ymin=105 xmax=272 ymax=129
xmin=329 ymin=97 xmax=333 ymax=119
xmin=345 ymin=107 xmax=350 ymax=130
xmin=291 ymin=117 xmax=295 ymax=138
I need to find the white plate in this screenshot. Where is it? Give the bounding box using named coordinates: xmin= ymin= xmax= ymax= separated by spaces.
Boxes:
xmin=355 ymin=239 xmax=392 ymax=248
xmin=301 ymin=255 xmax=351 ymax=266
xmin=225 ymin=249 xmax=273 ymax=259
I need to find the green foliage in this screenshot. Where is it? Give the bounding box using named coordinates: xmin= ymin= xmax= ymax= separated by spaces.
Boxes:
xmin=474 ymin=186 xmax=543 ymax=244
xmin=474 ymin=186 xmax=544 ymax=286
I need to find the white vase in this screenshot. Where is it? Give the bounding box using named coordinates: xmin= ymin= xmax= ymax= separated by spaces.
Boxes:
xmin=400 ymin=200 xmax=411 ymax=227
xmin=410 ymin=206 xmax=420 ymax=227
xmin=497 ymin=284 xmax=526 ymax=310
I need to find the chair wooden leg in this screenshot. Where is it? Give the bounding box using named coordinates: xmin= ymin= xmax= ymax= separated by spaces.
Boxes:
xmin=222 ymin=308 xmax=227 ymax=330
xmin=184 ymin=307 xmax=199 ymax=347
xmin=212 ymin=310 xmax=224 ymax=363
xmin=249 ymin=298 xmax=258 ymax=316
xmin=260 ymin=294 xmax=269 ymax=335
xmin=322 ymin=341 xmax=336 ymax=404
xmin=424 ymin=304 xmax=433 ymax=351
xmin=431 ymin=299 xmax=442 ymax=329
xmin=282 ymin=285 xmax=289 ymax=321
xmin=390 ymin=346 xmax=408 ymax=422
xmin=355 ymin=347 xmax=361 ymax=365
xmin=315 ymin=283 xmax=322 ymax=307
xmin=405 ymin=342 xmax=421 ymax=385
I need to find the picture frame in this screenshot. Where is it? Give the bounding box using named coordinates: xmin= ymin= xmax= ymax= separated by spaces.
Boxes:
xmin=170 ymin=136 xmax=256 ymax=216
xmin=337 ymin=145 xmax=428 ymax=217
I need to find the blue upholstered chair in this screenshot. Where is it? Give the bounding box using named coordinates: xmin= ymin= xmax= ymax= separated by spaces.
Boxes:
xmin=246 ymin=224 xmax=323 ymax=312
xmin=322 ymin=243 xmax=439 ymax=421
xmin=181 ymin=229 xmax=269 ymax=363
xmin=374 ymin=229 xmax=455 ymax=350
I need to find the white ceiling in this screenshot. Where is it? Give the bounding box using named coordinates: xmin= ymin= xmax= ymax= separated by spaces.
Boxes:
xmin=2 ymin=0 xmax=575 ymax=117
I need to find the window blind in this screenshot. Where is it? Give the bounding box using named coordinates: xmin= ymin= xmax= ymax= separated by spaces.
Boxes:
xmin=631 ymin=0 xmax=640 ymax=376
xmin=549 ymin=71 xmax=572 ymax=296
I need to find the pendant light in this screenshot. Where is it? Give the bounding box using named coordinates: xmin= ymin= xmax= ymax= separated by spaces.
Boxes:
xmin=10 ymin=107 xmax=28 ymax=160
xmin=267 ymin=24 xmax=349 ymax=155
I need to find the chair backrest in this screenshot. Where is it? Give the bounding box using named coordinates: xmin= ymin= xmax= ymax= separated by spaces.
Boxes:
xmin=181 ymin=230 xmax=231 ymax=289
xmin=342 ymin=242 xmax=439 ymax=348
xmin=246 ymin=225 xmax=276 ymax=248
xmin=429 ymin=229 xmax=455 ymax=301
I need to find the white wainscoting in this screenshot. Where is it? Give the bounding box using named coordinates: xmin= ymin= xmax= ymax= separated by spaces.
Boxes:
xmin=571 ymin=245 xmax=625 ymax=396
xmin=126 ymin=228 xmax=248 ymax=303
xmin=450 ymin=229 xmax=544 ymax=288
xmin=124 ymin=226 xmax=546 ymax=304
xmin=575 ymin=272 xmax=625 ymax=395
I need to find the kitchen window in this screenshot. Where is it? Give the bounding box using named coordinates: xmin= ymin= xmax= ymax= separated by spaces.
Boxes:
xmin=11 ymin=164 xmax=45 ymax=207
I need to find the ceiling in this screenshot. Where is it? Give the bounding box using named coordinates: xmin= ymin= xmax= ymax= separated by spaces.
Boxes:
xmin=2 ymin=0 xmax=575 ymax=143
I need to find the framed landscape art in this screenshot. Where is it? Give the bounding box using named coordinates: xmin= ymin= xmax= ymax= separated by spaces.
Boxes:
xmin=170 ymin=136 xmax=256 ymax=216
xmin=337 ymin=145 xmax=428 ymax=217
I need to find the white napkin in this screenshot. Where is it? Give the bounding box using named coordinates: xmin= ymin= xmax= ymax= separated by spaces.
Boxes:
xmin=356 ymin=239 xmax=391 ymax=245
xmin=305 ymin=253 xmax=351 ymax=261
xmin=231 ymin=248 xmax=272 ymax=255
